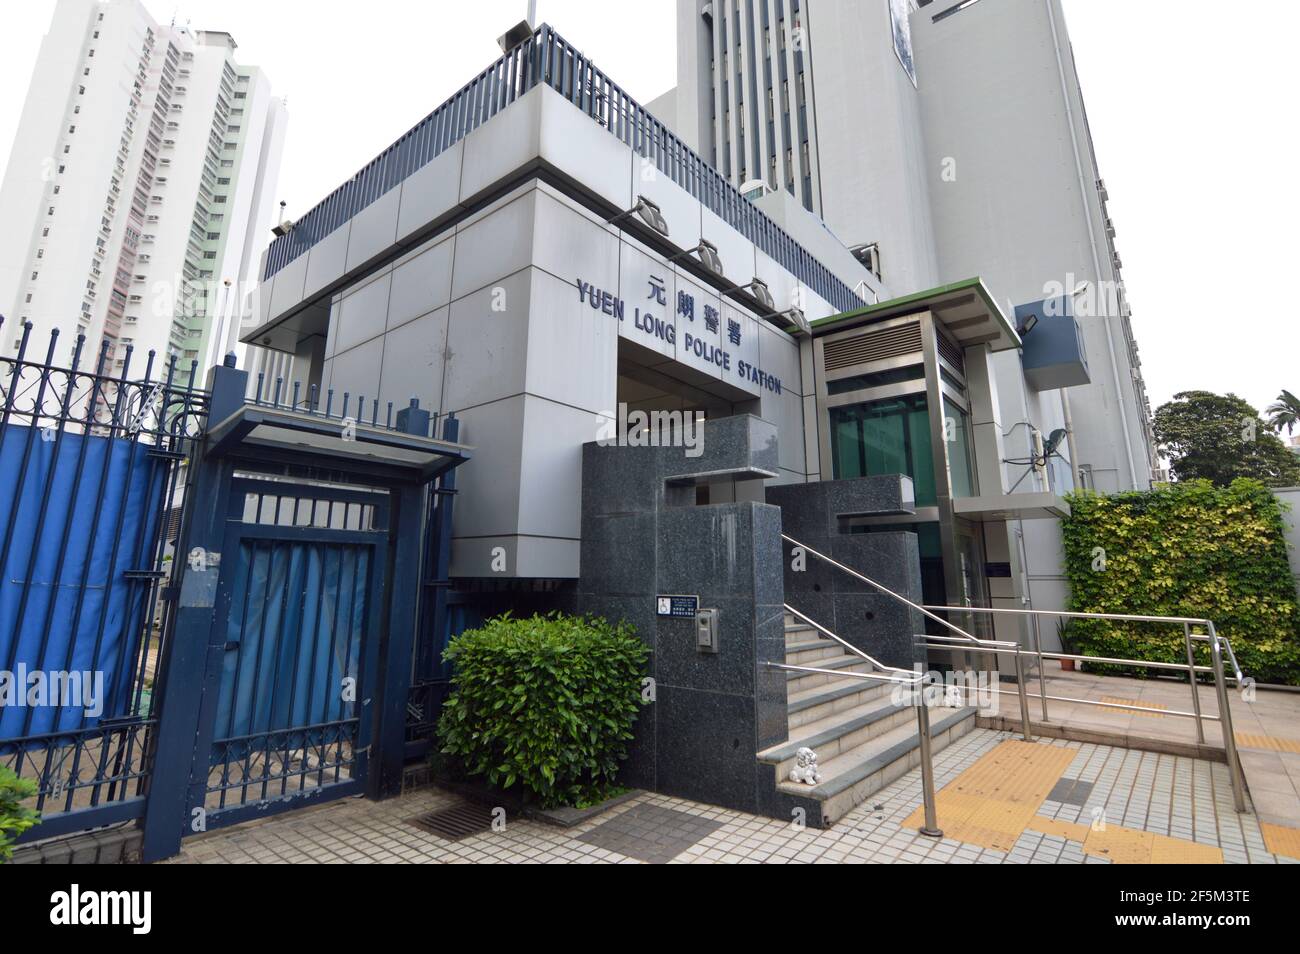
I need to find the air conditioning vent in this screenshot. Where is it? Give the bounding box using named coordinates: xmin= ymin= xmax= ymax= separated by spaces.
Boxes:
xmin=823 ymin=321 xmax=921 ymax=371
xmin=936 ymin=332 xmax=964 ymax=373
xmin=848 ymin=242 xmax=882 ymax=281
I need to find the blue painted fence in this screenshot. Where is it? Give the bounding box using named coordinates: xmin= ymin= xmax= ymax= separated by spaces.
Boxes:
xmin=0 ymin=426 xmax=165 ymax=738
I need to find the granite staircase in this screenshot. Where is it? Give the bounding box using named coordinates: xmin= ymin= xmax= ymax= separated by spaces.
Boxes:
xmin=759 ymin=610 xmax=976 ymax=827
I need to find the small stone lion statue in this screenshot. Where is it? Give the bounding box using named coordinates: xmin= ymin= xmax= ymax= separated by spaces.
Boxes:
xmin=789 ymin=747 xmax=822 ymax=786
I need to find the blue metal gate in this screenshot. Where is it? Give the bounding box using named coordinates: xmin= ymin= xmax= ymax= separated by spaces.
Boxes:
xmin=0 ymin=321 xmax=205 ymax=844
xmin=136 ymin=359 xmax=468 ymax=860
xmin=194 ymin=478 xmax=390 ymax=829
xmin=0 ymin=335 xmax=469 ymax=860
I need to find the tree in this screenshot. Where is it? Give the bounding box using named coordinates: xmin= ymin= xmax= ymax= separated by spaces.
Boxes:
xmin=1153 ymin=390 xmax=1300 ymax=487
xmin=1265 ymin=389 xmax=1300 ymax=436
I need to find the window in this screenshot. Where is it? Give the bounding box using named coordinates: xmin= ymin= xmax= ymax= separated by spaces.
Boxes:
xmin=826 ymin=365 xmax=926 ymax=395
xmin=943 ymin=399 xmax=976 ymax=498
xmin=829 ymin=394 xmax=936 ymax=505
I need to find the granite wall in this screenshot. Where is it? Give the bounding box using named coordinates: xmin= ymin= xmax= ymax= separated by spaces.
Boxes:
xmin=766 ymin=476 xmax=926 ymax=669
xmin=577 ymin=414 xmax=815 ymax=819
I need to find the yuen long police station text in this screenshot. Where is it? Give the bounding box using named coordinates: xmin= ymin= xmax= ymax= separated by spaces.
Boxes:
xmin=576 ymin=277 xmax=784 ymax=394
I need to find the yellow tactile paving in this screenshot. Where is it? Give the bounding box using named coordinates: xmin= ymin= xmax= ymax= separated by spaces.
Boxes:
xmin=901 ymin=740 xmax=1076 ymax=850
xmin=902 ymin=739 xmax=1225 ymax=862
xmin=1084 ymin=826 xmax=1156 ymax=864
xmin=1260 ymin=822 xmax=1300 ymax=860
xmin=1149 ymin=837 xmax=1224 ymax=865
xmin=1099 ymin=696 xmax=1167 ymax=718
xmin=1236 ymin=732 xmax=1300 ymax=755
xmin=1075 ymin=825 xmax=1223 ymax=864
xmin=1026 ymin=816 xmax=1092 ymax=842
xmin=945 ymin=740 xmax=1077 ymax=801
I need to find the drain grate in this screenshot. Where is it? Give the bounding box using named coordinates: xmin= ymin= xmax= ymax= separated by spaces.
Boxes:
xmin=407 ymin=802 xmax=498 ymax=841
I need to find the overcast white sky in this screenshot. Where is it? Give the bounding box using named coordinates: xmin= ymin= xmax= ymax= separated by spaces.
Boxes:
xmin=1 ymin=1 xmax=1295 ymax=414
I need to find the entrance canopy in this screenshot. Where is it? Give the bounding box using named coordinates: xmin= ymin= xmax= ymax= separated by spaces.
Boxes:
xmin=206 ymin=400 xmax=471 ymax=485
xmin=812 ymin=277 xmax=1022 ymax=352
xmin=952 ymin=491 xmax=1070 ymax=522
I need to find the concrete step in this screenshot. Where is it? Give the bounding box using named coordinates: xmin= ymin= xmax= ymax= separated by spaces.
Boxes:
xmin=776 ymin=706 xmax=978 ymax=826
xmin=785 ymin=653 xmax=877 ymax=695
xmin=784 ymin=623 xmax=820 ymax=647
xmin=786 ymin=673 xmax=893 ymax=729
xmin=758 ymin=694 xmax=918 ymax=779
xmin=786 ymin=639 xmax=843 ymax=667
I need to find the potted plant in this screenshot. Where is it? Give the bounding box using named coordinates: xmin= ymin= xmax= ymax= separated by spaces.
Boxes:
xmin=436 ymin=612 xmax=649 ymax=812
xmin=1056 ymin=619 xmax=1079 ymax=672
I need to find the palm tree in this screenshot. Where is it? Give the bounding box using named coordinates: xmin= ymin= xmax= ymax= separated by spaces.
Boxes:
xmin=1266 ymin=389 xmax=1300 ymax=435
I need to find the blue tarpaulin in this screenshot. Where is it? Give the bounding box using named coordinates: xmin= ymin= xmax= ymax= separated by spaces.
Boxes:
xmin=212 ymin=539 xmax=368 ymax=751
xmin=0 ymin=423 xmax=164 ymax=739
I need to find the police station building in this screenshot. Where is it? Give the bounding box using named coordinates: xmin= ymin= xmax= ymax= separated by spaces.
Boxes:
xmin=244 ymin=26 xmax=1083 ymax=824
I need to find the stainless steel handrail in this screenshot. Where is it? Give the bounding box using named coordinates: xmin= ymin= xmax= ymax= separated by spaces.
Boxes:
xmin=917 ymin=603 xmax=1249 ymax=812
xmin=923 ymin=603 xmax=1222 ymax=742
xmin=772 ymin=608 xmax=945 ymax=836
xmin=781 ymin=534 xmax=998 ymax=647
xmin=1209 ymin=633 xmax=1247 ymax=811
xmin=781 ymin=535 xmax=1034 ymax=741
xmin=784 ymin=603 xmax=912 ymax=675
xmin=779 ymin=542 xmax=1251 ymax=819
xmin=765 ymin=661 xmax=917 ymax=686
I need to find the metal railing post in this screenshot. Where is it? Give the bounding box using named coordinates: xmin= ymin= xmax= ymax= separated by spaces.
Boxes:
xmin=1209 ymin=629 xmax=1246 ymax=813
xmin=915 ymin=684 xmax=943 ymax=838
xmin=1184 ymin=622 xmax=1205 ymax=744
xmin=1032 ymin=613 xmax=1049 ymax=722
xmin=1013 ymin=649 xmax=1034 ymax=741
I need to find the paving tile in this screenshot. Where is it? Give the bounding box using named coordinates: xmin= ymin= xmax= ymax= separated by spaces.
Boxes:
xmin=163 ymin=727 xmax=1284 ymax=866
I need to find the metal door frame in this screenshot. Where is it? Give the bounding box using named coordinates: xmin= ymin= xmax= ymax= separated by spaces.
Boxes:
xmin=185 ymin=477 xmax=391 ymax=833
xmin=140 ymin=358 xmax=470 ymax=862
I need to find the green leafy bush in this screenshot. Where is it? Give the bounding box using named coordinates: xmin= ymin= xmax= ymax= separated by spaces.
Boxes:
xmin=436 ymin=612 xmax=649 ymax=808
xmin=0 ymin=766 xmax=39 ymax=863
xmin=1062 ymin=479 xmax=1300 ymax=685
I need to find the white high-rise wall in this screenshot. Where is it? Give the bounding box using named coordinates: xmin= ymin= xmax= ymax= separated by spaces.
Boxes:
xmin=0 ymin=0 xmax=151 ymax=362
xmin=910 ymin=0 xmax=1155 ymax=493
xmin=0 ymin=0 xmax=286 ymax=384
xmin=669 ymin=0 xmax=1155 ymax=491
xmin=667 ymin=0 xmax=1158 ymax=638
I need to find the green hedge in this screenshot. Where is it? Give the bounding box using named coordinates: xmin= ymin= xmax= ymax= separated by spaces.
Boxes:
xmin=436 ymin=612 xmax=649 ymax=808
xmin=1061 ymin=478 xmax=1300 ymax=685
xmin=0 ymin=766 xmax=39 ymax=863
